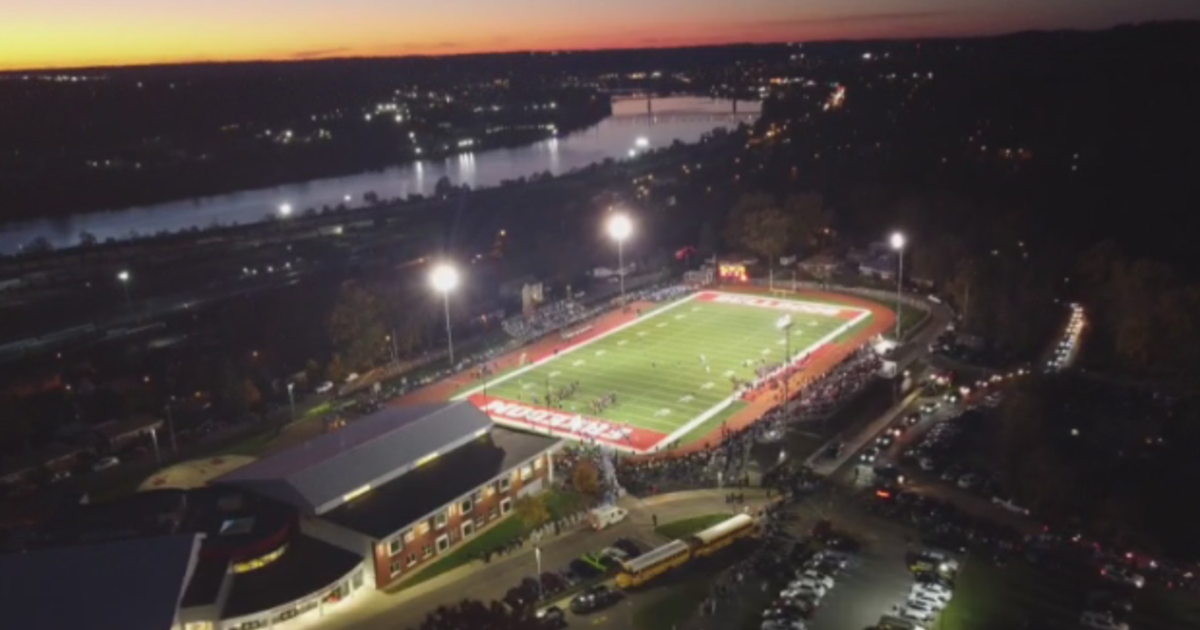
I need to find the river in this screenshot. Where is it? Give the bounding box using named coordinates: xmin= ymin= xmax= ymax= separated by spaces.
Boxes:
xmin=0 ymin=97 xmax=759 ymax=254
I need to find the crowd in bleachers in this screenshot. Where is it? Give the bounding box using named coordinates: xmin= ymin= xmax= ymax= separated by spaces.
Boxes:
xmin=790 ymin=347 xmax=881 ymax=421
xmin=501 ymin=299 xmax=593 ymax=341
xmin=641 ymin=284 xmax=692 ymax=303
xmin=499 ymin=284 xmax=693 ymax=342
xmin=604 ymin=349 xmax=880 ymax=495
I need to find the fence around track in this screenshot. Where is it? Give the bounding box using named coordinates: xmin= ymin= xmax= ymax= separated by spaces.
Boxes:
xmin=742 ymin=278 xmax=935 ymax=342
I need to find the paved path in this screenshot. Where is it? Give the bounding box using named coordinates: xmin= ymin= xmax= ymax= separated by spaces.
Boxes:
xmin=289 ymin=489 xmax=769 ymax=630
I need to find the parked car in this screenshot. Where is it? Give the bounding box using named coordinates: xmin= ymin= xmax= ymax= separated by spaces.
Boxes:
xmin=612 ymin=538 xmax=642 ymax=559
xmin=793 ymin=571 xmax=834 ymax=589
xmin=1080 ymin=611 xmax=1129 ymax=630
xmin=1100 ymin=565 xmax=1145 ymax=589
xmin=539 ymin=572 xmax=568 ymax=597
xmin=92 ymin=456 xmax=120 ymax=472
xmin=569 ymin=585 xmax=622 ymax=614
xmin=991 ymin=495 xmax=1031 ymax=516
xmin=535 ymin=606 xmax=567 ymax=629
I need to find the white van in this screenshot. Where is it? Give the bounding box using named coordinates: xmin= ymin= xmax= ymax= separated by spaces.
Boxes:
xmin=589 ymin=506 xmax=628 ymax=530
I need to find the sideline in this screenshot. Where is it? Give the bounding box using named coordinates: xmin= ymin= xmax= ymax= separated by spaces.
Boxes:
xmin=457 ymin=290 xmax=874 ymax=454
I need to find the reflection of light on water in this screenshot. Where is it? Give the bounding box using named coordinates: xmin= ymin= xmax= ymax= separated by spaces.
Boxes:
xmin=547 ymin=138 xmax=559 ymax=172
xmin=0 ymin=97 xmax=762 ymax=254
xmin=457 ymin=152 xmax=477 ymax=188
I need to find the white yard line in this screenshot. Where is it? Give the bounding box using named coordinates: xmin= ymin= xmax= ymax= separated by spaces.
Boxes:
xmin=659 ymin=307 xmax=872 ymax=447
xmin=455 ymin=291 xmax=874 ymax=452
xmin=453 ymin=292 xmax=702 ymax=399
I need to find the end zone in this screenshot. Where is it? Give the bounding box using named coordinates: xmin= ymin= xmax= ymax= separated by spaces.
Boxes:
xmin=458 ymin=290 xmax=875 ymax=453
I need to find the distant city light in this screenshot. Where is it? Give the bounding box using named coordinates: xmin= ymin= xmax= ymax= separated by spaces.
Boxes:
xmin=279 ymin=203 xmax=293 ymax=216
xmin=635 ymin=137 xmax=650 ymax=148
xmin=628 ymin=149 xmax=637 ymax=157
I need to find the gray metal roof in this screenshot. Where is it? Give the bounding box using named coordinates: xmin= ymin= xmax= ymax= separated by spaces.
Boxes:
xmin=216 ymin=401 xmax=492 ymax=515
xmin=0 ymin=533 xmax=202 ymax=630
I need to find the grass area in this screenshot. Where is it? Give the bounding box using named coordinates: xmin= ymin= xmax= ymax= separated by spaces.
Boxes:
xmin=655 ymin=513 xmax=735 ymax=540
xmin=462 ymin=293 xmax=854 ymax=444
xmin=632 ymin=579 xmax=710 ymax=630
xmin=937 ymin=556 xmax=1200 ymax=630
xmin=303 ymin=401 xmax=333 ymax=418
xmin=678 ymin=401 xmax=746 ymax=447
xmin=220 ymin=430 xmax=280 ymax=456
xmin=544 ymin=488 xmax=589 ymax=520
xmin=399 ymin=515 xmax=526 ymax=589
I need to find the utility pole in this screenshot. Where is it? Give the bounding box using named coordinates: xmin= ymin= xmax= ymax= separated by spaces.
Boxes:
xmin=164 ymin=399 xmax=178 ymax=455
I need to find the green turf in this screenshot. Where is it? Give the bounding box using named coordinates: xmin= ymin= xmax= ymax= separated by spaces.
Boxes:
xmin=465 ymin=294 xmax=861 ymax=441
xmin=655 ymin=513 xmax=736 ymax=539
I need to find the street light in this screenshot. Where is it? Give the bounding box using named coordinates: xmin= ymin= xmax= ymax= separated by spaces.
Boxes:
xmin=777 ymin=314 xmax=794 ymax=408
xmin=430 ymin=262 xmax=460 ymax=365
xmin=607 ymin=213 xmax=633 ymax=300
xmin=890 ymin=231 xmax=905 ymax=340
xmin=117 ymin=270 xmax=132 ymax=311
xmin=287 ymin=382 xmax=296 ymax=424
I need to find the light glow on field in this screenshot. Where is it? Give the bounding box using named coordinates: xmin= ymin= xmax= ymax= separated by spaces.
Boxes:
xmin=456 ymin=291 xmax=871 ymax=452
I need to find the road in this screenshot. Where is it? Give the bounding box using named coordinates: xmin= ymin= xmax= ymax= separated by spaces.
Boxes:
xmin=274 ymin=298 xmax=960 ymax=630
xmin=292 ymin=489 xmax=770 ymax=630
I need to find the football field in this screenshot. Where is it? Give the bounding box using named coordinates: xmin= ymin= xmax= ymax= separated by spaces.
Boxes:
xmin=457 ymin=291 xmax=873 ymax=452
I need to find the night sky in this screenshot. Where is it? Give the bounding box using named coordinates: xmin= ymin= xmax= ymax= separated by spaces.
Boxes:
xmin=2 ymin=0 xmax=1198 ymax=71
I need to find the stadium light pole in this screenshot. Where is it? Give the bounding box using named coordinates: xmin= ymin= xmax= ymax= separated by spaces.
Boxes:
xmin=116 ymin=270 xmax=132 ymax=308
xmin=607 ymin=213 xmax=633 ymax=300
xmin=777 ymin=314 xmax=794 ymax=408
xmin=890 ymin=231 xmax=905 ymax=340
xmin=430 ymin=263 xmax=460 ymax=366
xmin=287 ymin=382 xmax=296 ymax=424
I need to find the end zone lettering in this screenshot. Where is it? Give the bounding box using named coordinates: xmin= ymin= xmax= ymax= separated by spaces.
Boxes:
xmin=709 ymin=293 xmax=843 ymax=317
xmin=483 ymin=399 xmax=634 ymax=442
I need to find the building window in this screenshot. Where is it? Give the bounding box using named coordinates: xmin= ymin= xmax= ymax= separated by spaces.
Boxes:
xmin=389 ymin=559 xmax=402 ymax=577
xmin=498 ymin=476 xmax=512 ymax=492
xmin=475 ymin=516 xmax=487 ymax=530
xmin=489 ymin=505 xmax=499 ymax=520
xmin=402 ymin=529 xmax=415 ymax=544
xmin=434 ymin=510 xmax=448 ymax=530
xmin=534 ymin=456 xmax=544 ymax=470
xmin=388 ymin=538 xmax=402 ymax=556
xmin=232 ymin=543 xmax=288 ymax=574
xmin=460 ymin=498 xmax=473 ymax=514
xmin=485 ymin=484 xmax=496 ymax=497
xmin=472 ymin=489 xmax=483 ymax=503
xmin=461 ymin=520 xmax=475 ymax=538
xmin=407 ymin=552 xmax=418 ymax=567
xmin=520 ymin=465 xmax=533 ymax=481
xmin=417 ymin=521 xmax=430 ymax=536
xmin=436 ymin=534 xmax=450 ymax=554
xmin=422 ymin=544 xmax=434 ymax=559
xmin=500 ymin=497 xmax=513 ymax=516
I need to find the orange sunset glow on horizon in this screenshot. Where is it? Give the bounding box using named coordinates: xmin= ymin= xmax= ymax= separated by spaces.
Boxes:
xmin=1 ymin=0 xmax=1198 ymax=71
